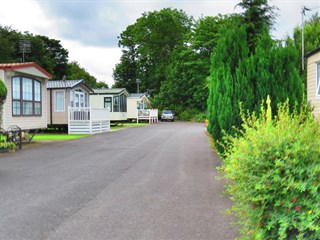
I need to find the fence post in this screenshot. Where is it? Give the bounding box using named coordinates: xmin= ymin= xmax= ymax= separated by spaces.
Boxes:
xmin=89 ymin=107 xmax=92 ymax=134
xmin=68 ymin=107 xmax=71 ymax=134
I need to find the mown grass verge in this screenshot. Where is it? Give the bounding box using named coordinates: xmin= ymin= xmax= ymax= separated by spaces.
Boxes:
xmin=31 ymin=123 xmax=149 ymax=140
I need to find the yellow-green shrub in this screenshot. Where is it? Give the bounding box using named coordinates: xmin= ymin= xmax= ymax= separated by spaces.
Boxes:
xmin=220 ymin=97 xmax=320 ymax=239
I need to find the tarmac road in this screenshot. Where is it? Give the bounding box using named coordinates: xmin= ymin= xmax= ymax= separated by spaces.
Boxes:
xmin=0 ymin=122 xmax=238 ymax=240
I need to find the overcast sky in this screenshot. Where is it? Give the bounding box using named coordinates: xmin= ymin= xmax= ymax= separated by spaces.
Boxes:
xmin=1 ymin=0 xmax=319 ymax=86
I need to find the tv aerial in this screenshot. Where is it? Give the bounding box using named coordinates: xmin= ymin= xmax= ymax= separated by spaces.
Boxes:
xmin=19 ymin=39 xmax=31 ymax=62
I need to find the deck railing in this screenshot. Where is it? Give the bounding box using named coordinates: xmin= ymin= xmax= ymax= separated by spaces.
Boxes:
xmin=69 ymin=107 xmax=91 ymax=121
xmin=137 ymin=109 xmax=158 ymax=123
xmin=68 ymin=107 xmax=110 ymax=134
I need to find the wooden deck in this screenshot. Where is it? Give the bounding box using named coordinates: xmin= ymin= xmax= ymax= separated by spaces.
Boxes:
xmin=68 ymin=107 xmax=110 ymax=134
xmin=137 ymin=109 xmax=158 ymax=123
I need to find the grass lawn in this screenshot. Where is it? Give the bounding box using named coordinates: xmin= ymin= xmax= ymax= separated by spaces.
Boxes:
xmin=31 ymin=122 xmax=148 ymax=141
xmin=110 ymin=122 xmax=148 ymax=131
xmin=31 ymin=134 xmax=90 ymax=141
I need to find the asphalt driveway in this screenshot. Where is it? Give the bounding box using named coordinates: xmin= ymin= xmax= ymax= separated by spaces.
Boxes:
xmin=0 ymin=122 xmax=238 ymax=240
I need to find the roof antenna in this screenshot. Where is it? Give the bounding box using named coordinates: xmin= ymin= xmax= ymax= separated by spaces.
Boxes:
xmin=301 ymin=6 xmax=311 ymax=71
xmin=19 ymin=39 xmax=31 ymax=63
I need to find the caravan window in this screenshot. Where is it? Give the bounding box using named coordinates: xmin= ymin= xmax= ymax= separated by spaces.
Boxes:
xmin=113 ymin=96 xmax=119 ymax=112
xmin=12 ymin=76 xmax=42 ymax=116
xmin=55 ymin=91 xmax=65 ymax=112
xmin=104 ymin=97 xmax=112 ymax=111
xmin=120 ymin=94 xmax=127 ymax=112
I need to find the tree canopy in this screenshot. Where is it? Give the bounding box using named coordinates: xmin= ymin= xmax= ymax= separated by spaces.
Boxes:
xmin=237 ymin=0 xmax=278 ymax=52
xmin=0 ymin=25 xmax=106 ymax=87
xmin=114 ymin=8 xmax=193 ymax=95
xmin=67 ymin=61 xmax=108 ymax=88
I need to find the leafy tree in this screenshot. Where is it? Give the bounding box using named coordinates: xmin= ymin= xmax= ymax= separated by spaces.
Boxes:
xmin=66 ymin=61 xmax=107 ymax=88
xmin=35 ymin=35 xmax=69 ymax=79
xmin=191 ymin=15 xmax=230 ymax=59
xmin=0 ymin=26 xmax=69 ymax=79
xmin=153 ymin=15 xmax=229 ymax=116
xmin=293 ymin=13 xmax=320 ymax=54
xmin=113 ymin=49 xmax=137 ymax=92
xmin=293 ymin=12 xmax=320 ymax=78
xmin=115 ymin=8 xmax=193 ymax=95
xmin=0 ymin=26 xmax=22 ymax=62
xmin=153 ymin=46 xmax=208 ymax=113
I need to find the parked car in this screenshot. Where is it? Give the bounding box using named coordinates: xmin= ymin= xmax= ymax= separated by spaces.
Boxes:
xmin=161 ymin=110 xmax=174 ymax=121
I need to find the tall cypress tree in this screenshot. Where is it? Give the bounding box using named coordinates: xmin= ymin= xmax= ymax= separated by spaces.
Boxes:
xmin=207 ymin=17 xmax=250 ymax=148
xmin=236 ymin=0 xmax=277 ymax=52
xmin=208 ymin=24 xmax=303 ymax=154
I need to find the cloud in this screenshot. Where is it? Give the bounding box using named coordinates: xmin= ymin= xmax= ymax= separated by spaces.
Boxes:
xmin=0 ymin=0 xmax=61 ymax=37
xmin=271 ymin=0 xmax=319 ymax=39
xmin=39 ymin=1 xmax=127 ymax=47
xmin=61 ymin=39 xmax=122 ymax=86
xmin=1 ymin=0 xmax=319 ymax=87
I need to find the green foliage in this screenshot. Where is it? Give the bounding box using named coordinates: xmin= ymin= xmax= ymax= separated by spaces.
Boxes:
xmin=153 ymin=46 xmax=209 ymax=113
xmin=207 ymin=23 xmax=304 ymax=153
xmin=293 ymin=13 xmax=320 ymax=56
xmin=0 ymin=26 xmax=104 ymax=87
xmin=0 ymin=134 xmax=16 ymax=151
xmin=177 ymin=109 xmax=206 ymax=122
xmin=207 ymin=17 xmax=250 ymax=151
xmin=237 ymin=0 xmax=278 ymax=52
xmin=0 ymin=79 xmax=7 ymax=127
xmin=67 ymin=61 xmax=107 ymax=88
xmin=293 ymin=12 xmax=320 ymax=82
xmin=31 ymin=134 xmax=90 ymax=141
xmin=0 ymin=26 xmax=69 ymax=79
xmin=0 ymin=79 xmax=7 ymax=100
xmin=35 ymin=35 xmax=69 ymax=79
xmin=113 ymin=49 xmax=137 ymax=92
xmin=152 ymin=15 xmax=229 ymax=116
xmin=220 ymin=98 xmax=320 ymax=239
xmin=115 ymin=8 xmax=193 ymax=95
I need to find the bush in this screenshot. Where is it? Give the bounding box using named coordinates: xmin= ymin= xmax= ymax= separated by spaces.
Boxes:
xmin=178 ymin=109 xmax=206 ymax=122
xmin=0 ymin=79 xmax=7 ymax=101
xmin=220 ymin=97 xmax=320 ymax=239
xmin=0 ymin=79 xmax=7 ymax=128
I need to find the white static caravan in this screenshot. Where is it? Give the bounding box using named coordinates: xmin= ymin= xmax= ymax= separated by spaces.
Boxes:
xmin=0 ymin=62 xmax=52 ymax=130
xmin=47 ymin=80 xmax=110 ymax=134
xmin=127 ymin=93 xmax=151 ymax=120
xmin=306 ymin=47 xmax=320 ymax=118
xmin=47 ymin=79 xmax=93 ymax=127
xmin=90 ymin=88 xmax=130 ymax=122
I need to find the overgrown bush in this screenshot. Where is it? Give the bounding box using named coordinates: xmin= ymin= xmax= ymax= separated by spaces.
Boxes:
xmin=220 ymin=97 xmax=320 ymax=239
xmin=178 ymin=109 xmax=206 ymax=122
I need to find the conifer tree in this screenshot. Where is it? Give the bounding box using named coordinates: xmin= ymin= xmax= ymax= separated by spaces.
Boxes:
xmin=208 ymin=24 xmax=304 ymax=153
xmin=207 ymin=18 xmax=250 ymax=148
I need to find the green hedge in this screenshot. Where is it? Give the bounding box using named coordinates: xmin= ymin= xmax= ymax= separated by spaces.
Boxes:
xmin=220 ymin=98 xmax=320 ymax=239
